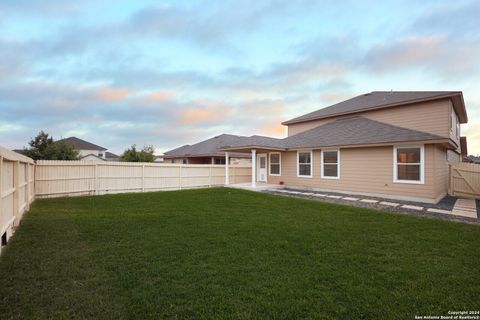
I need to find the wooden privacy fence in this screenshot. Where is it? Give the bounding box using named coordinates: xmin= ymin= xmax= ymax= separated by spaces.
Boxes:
xmin=449 ymin=162 xmax=480 ymax=199
xmin=35 ymin=161 xmax=251 ymax=198
xmin=0 ymin=146 xmax=35 ymax=245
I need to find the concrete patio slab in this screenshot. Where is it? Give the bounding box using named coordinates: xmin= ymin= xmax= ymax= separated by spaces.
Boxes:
xmin=360 ymin=199 xmax=378 ymax=204
xmin=227 ymin=183 xmax=283 ymax=192
xmin=427 ymin=208 xmax=451 ymax=215
xmin=401 ymin=204 xmax=424 ymax=211
xmin=380 ymin=201 xmax=400 ymax=207
xmin=452 ymin=198 xmax=477 ymax=218
xmin=266 ymin=189 xmax=478 ymax=224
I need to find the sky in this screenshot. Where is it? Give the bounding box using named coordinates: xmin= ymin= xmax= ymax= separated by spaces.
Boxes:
xmin=0 ymin=0 xmax=479 ymax=155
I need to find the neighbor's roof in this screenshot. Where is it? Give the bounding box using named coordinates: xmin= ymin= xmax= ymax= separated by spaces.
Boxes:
xmin=58 ymin=137 xmax=107 ymax=151
xmin=282 ymin=91 xmax=467 ymax=125
xmin=105 ymin=151 xmax=119 ymax=159
xmin=223 ymin=117 xmax=448 ymax=151
xmin=163 ymin=134 xmax=252 ymax=158
xmin=80 ymin=153 xmax=105 ymax=161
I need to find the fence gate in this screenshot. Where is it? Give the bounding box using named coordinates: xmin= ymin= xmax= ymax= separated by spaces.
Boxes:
xmin=449 ymin=162 xmax=480 ymax=199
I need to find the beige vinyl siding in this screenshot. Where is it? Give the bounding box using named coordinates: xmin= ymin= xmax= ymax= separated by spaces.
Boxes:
xmin=287 ymin=99 xmax=451 ymax=137
xmin=268 ymin=144 xmax=444 ymax=203
xmin=434 ymin=145 xmax=449 ymax=199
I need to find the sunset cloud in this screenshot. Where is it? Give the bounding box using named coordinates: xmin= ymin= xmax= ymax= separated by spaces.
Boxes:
xmin=0 ymin=0 xmax=479 ymax=155
xmin=94 ymin=87 xmax=133 ymax=102
xmin=178 ymin=101 xmax=228 ymax=125
xmin=364 ymin=36 xmax=479 ymax=76
xmin=144 ymin=90 xmax=176 ymax=102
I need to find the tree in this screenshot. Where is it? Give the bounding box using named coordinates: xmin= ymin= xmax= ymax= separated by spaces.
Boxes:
xmin=120 ymin=145 xmax=155 ymax=162
xmin=23 ymin=131 xmax=80 ymax=160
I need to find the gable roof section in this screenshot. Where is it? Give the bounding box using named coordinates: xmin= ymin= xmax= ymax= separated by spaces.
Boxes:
xmin=223 ymin=117 xmax=447 ymax=151
xmin=282 ymin=91 xmax=467 ymax=125
xmin=163 ymin=134 xmax=252 ymax=158
xmin=58 ymin=137 xmax=107 ymax=151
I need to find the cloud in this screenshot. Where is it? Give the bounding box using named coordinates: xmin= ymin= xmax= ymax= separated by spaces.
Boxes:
xmin=144 ymin=90 xmax=176 ymax=102
xmin=1 ymin=1 xmax=480 ymax=156
xmin=0 ymin=0 xmax=91 ymax=16
xmin=260 ymin=123 xmax=287 ymax=137
xmin=178 ymin=101 xmax=228 ymax=125
xmin=94 ymin=86 xmax=133 ymax=102
xmin=319 ymin=91 xmax=358 ymax=104
xmin=363 ymin=36 xmax=480 ymax=77
xmin=411 ymin=1 xmax=480 ymax=39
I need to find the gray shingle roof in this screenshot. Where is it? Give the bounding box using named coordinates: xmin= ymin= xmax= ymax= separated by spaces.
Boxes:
xmin=283 ymin=116 xmax=445 ymax=148
xmin=223 ymin=117 xmax=446 ymax=151
xmin=225 ymin=135 xmax=285 ymax=149
xmin=163 ymin=134 xmax=252 ymax=158
xmin=283 ymin=91 xmax=464 ymax=125
xmin=58 ymin=137 xmax=107 ymax=151
xmin=105 ymin=151 xmax=119 ymax=159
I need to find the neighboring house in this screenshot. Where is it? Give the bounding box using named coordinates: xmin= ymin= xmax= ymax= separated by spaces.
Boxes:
xmin=80 ymin=151 xmax=120 ymax=162
xmin=58 ymin=137 xmax=119 ymax=161
xmin=154 ymin=156 xmax=164 ymax=163
xmin=163 ymin=134 xmax=252 ymax=165
xmin=466 ymin=156 xmax=480 ymax=164
xmin=222 ymin=91 xmax=468 ymax=204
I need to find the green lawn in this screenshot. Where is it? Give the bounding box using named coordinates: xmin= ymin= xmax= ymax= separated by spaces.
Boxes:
xmin=0 ymin=188 xmax=479 ymax=319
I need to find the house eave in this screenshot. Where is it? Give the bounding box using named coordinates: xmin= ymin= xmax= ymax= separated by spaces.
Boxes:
xmin=163 ymin=152 xmax=251 ymax=159
xmin=221 ymin=139 xmax=452 ymax=153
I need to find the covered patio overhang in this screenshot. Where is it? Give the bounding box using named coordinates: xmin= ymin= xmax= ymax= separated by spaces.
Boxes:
xmin=222 ymin=145 xmax=286 ymax=188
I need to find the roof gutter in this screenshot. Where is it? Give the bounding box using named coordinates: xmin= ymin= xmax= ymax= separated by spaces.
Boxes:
xmin=221 ymin=139 xmax=452 ymax=152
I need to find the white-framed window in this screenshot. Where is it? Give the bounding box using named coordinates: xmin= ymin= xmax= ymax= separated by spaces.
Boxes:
xmin=321 ymin=149 xmax=340 ymax=179
xmin=297 ymin=151 xmax=312 ymax=177
xmin=269 ymin=152 xmax=281 ymax=176
xmin=393 ymin=145 xmax=424 ymax=184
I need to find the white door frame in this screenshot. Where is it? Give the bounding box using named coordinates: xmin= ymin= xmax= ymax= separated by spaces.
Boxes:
xmin=257 ymin=153 xmax=267 ymax=182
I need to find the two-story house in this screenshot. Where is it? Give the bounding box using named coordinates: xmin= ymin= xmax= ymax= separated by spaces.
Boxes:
xmin=221 ymin=91 xmax=468 ymax=204
xmin=58 ymin=137 xmax=119 ymax=161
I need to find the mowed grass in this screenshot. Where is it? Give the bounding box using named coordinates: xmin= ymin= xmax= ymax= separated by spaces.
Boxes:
xmin=0 ymin=188 xmax=479 ymax=319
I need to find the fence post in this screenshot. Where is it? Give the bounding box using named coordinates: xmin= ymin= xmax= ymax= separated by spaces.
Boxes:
xmin=13 ymin=161 xmax=19 ymax=226
xmin=0 ymin=157 xmax=3 ymax=226
xmin=179 ymin=165 xmax=183 ymax=189
xmin=25 ymin=163 xmax=30 ymax=211
xmin=94 ymin=163 xmax=98 ymax=195
xmin=142 ymin=164 xmax=145 ymax=192
xmin=209 ymin=165 xmax=212 ymax=187
xmin=32 ymin=162 xmax=36 ymax=201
